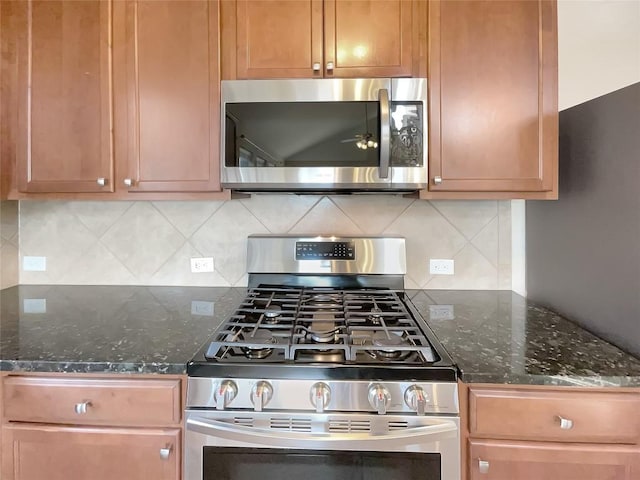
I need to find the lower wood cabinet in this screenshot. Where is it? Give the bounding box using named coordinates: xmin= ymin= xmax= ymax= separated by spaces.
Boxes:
xmin=469 ymin=439 xmax=640 ymax=480
xmin=1 ymin=373 xmax=185 ymax=480
xmin=464 ymin=385 xmax=640 ymax=480
xmin=2 ymin=425 xmax=180 ymax=480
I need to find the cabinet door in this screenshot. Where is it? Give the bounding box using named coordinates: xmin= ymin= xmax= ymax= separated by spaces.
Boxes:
xmin=1 ymin=424 xmax=180 ymax=480
xmin=323 ymin=0 xmax=414 ymax=78
xmin=469 ymin=440 xmax=640 ymax=480
xmin=428 ymin=0 xmax=558 ymax=194
xmin=234 ymin=0 xmax=324 ymax=79
xmin=16 ymin=0 xmax=114 ymax=193
xmin=114 ymin=0 xmax=221 ymax=192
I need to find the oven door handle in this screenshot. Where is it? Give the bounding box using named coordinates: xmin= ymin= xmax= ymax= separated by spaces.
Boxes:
xmin=186 ymin=416 xmax=457 ymax=449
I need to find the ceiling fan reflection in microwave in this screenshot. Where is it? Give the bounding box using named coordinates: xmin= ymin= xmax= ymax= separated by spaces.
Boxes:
xmin=340 ymin=103 xmax=379 ymax=150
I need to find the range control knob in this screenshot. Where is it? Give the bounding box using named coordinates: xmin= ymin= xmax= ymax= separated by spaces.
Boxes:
xmin=250 ymin=381 xmax=273 ymax=412
xmin=309 ymin=382 xmax=331 ymax=413
xmin=404 ymin=385 xmax=428 ymax=415
xmin=368 ymin=384 xmax=391 ymax=415
xmin=214 ymin=380 xmax=238 ymax=410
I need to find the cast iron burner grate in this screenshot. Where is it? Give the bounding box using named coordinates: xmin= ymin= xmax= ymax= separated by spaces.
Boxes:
xmin=205 ymin=286 xmax=438 ymax=365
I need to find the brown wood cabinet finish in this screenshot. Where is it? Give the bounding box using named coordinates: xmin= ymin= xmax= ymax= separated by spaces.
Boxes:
xmin=15 ymin=0 xmax=114 ymax=193
xmin=469 ymin=440 xmax=640 ymax=480
xmin=235 ymin=0 xmax=324 ymax=79
xmin=2 ymin=424 xmax=180 ymax=480
xmin=1 ymin=373 xmax=184 ymax=480
xmin=464 ymin=385 xmax=640 ymax=480
xmin=3 ymin=376 xmax=182 ymax=427
xmin=113 ymin=0 xmax=221 ymax=193
xmin=470 ymin=388 xmax=640 ymax=444
xmin=227 ymin=0 xmax=420 ymax=79
xmin=426 ymin=0 xmax=558 ymax=196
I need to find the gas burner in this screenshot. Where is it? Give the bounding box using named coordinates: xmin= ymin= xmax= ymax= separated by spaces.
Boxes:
xmin=365 ymin=331 xmax=412 ymax=361
xmin=306 ymin=326 xmax=343 ymax=344
xmin=368 ymin=306 xmax=383 ymax=323
xmin=240 ymin=329 xmax=277 ymax=359
xmin=263 ymin=305 xmax=282 ymax=323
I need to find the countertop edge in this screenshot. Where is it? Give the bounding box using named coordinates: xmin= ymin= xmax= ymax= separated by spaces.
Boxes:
xmin=0 ymin=360 xmax=187 ymax=375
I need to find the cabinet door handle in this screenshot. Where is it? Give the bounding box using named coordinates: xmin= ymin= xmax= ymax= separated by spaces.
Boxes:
xmin=96 ymin=177 xmax=107 ymax=187
xmin=313 ymin=62 xmax=321 ymax=72
xmin=326 ymin=61 xmax=334 ymax=72
xmin=74 ymin=401 xmax=92 ymax=414
xmin=159 ymin=444 xmax=173 ymax=460
xmin=123 ymin=178 xmax=134 ymax=187
xmin=478 ymin=459 xmax=490 ymax=474
xmin=557 ymin=415 xmax=574 ymax=429
xmin=433 ymin=176 xmax=442 ymax=185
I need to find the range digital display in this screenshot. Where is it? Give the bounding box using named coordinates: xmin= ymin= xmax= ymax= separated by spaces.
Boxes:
xmin=295 ymin=241 xmax=355 ymax=260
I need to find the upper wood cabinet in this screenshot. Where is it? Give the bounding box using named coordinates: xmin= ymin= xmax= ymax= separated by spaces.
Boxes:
xmin=113 ymin=0 xmax=221 ymax=193
xmin=425 ymin=0 xmax=558 ymax=199
xmin=222 ymin=0 xmax=425 ymax=79
xmin=2 ymin=0 xmax=224 ymax=198
xmin=14 ymin=0 xmax=114 ymax=193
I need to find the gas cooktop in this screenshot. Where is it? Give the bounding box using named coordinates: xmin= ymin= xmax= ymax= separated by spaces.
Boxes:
xmin=188 ymin=235 xmax=456 ymax=381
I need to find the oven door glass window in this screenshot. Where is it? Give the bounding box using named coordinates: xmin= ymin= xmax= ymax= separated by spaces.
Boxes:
xmin=204 ymin=448 xmax=441 ymax=480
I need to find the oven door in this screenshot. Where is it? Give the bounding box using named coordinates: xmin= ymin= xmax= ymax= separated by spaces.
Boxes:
xmin=185 ymin=410 xmax=460 ymax=480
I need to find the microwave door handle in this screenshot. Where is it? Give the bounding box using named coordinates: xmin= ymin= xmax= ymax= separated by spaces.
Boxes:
xmin=378 ymin=88 xmax=391 ymax=179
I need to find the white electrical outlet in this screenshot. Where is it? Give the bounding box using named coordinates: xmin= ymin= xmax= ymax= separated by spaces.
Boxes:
xmin=190 ymin=257 xmax=214 ymax=273
xmin=429 ymin=304 xmax=454 ymax=321
xmin=429 ymin=259 xmax=454 ymax=275
xmin=23 ymin=298 xmax=47 ymax=314
xmin=23 ymin=256 xmax=47 ymax=272
xmin=191 ymin=300 xmax=215 ymax=316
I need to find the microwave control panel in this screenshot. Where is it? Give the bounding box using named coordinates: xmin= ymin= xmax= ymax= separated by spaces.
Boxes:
xmin=295 ymin=241 xmax=355 ymax=260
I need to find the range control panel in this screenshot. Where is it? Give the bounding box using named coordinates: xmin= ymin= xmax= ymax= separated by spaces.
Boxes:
xmin=295 ymin=241 xmax=355 ymax=260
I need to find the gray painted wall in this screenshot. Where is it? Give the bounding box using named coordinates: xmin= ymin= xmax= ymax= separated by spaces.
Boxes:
xmin=527 ymin=82 xmax=640 ymax=357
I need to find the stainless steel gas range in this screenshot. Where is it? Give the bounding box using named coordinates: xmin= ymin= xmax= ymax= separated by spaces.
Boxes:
xmin=185 ymin=235 xmax=460 ymax=480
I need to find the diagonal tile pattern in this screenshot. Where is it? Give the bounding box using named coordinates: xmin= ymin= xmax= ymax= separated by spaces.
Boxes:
xmin=16 ymin=197 xmax=512 ymax=289
xmin=100 ymin=202 xmax=186 ymax=282
xmin=1 ymin=201 xmax=19 ymax=289
xmin=384 ymin=201 xmax=467 ymax=287
xmin=190 ymin=201 xmax=269 ymax=285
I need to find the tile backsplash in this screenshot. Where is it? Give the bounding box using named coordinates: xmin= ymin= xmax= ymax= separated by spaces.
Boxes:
xmin=1 ymin=201 xmax=19 ymax=289
xmin=18 ymin=196 xmax=512 ymax=289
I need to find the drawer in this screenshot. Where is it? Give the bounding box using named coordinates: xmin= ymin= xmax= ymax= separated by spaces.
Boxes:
xmin=469 ymin=387 xmax=640 ymax=444
xmin=3 ymin=376 xmax=182 ymax=427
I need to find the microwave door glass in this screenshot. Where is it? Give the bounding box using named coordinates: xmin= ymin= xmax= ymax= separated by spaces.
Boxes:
xmin=225 ymin=102 xmax=380 ymax=168
xmin=390 ymin=102 xmax=424 ymax=167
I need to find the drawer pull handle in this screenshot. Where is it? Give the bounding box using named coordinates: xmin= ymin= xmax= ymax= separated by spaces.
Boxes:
xmin=557 ymin=415 xmax=574 ymax=429
xmin=74 ymin=401 xmax=92 ymax=414
xmin=478 ymin=459 xmax=490 ymax=474
xmin=159 ymin=444 xmax=173 ymax=460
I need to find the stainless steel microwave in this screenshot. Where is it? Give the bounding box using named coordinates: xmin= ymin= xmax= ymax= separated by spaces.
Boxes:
xmin=220 ymin=78 xmax=427 ymax=192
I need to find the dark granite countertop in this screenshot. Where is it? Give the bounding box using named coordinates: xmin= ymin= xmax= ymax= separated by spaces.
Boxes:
xmin=0 ymin=285 xmax=245 ymax=374
xmin=1 ymin=286 xmax=639 ymax=386
xmin=408 ymin=290 xmax=640 ymax=387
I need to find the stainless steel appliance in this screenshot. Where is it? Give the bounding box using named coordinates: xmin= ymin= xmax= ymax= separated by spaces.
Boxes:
xmin=186 ymin=235 xmax=459 ymax=480
xmin=221 ymin=78 xmax=427 ymax=192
